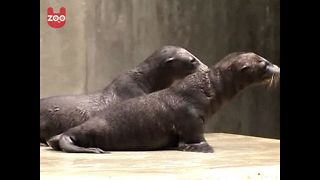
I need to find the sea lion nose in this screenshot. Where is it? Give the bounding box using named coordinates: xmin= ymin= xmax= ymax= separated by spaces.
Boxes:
xmin=190 ymin=55 xmax=209 ymax=72
xmin=266 ymin=64 xmax=280 ymax=75
xmin=194 ymin=57 xmax=209 ymax=72
xmin=198 ymin=63 xmax=209 ymax=72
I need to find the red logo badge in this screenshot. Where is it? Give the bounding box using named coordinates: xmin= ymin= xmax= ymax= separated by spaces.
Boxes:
xmin=47 ymin=7 xmax=66 ymax=29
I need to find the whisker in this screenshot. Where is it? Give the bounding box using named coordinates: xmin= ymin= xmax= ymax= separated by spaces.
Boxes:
xmin=268 ymin=74 xmax=274 ymax=89
xmin=274 ymin=76 xmax=277 ymax=88
xmin=272 ymin=75 xmax=275 ymax=88
xmin=275 ymin=73 xmax=280 ymax=87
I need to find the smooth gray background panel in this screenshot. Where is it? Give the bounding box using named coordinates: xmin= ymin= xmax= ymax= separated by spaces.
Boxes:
xmin=40 ymin=0 xmax=280 ymax=139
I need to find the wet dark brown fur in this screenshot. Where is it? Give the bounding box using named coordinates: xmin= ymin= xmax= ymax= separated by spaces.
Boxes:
xmin=40 ymin=46 xmax=208 ymax=144
xmin=47 ymin=52 xmax=280 ymax=153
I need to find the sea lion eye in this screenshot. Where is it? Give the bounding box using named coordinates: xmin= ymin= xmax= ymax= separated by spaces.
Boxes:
xmin=240 ymin=65 xmax=250 ymax=71
xmin=190 ymin=57 xmax=196 ymax=63
xmin=165 ymin=57 xmax=175 ymax=63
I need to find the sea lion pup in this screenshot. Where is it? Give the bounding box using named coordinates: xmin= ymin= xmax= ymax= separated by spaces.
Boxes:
xmin=40 ymin=46 xmax=208 ymax=144
xmin=47 ymin=52 xmax=280 ymax=153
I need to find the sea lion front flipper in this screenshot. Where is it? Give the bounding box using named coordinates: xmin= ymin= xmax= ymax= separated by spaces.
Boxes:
xmin=58 ymin=135 xmax=107 ymax=154
xmin=178 ymin=141 xmax=214 ymax=153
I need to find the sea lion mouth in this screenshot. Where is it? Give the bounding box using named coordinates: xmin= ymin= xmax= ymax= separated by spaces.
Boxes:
xmin=263 ymin=64 xmax=280 ymax=88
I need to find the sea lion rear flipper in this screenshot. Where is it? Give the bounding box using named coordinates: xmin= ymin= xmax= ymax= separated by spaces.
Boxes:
xmin=58 ymin=135 xmax=107 ymax=154
xmin=178 ymin=141 xmax=214 ymax=153
xmin=47 ymin=134 xmax=62 ymax=150
xmin=40 ymin=142 xmax=48 ymax=147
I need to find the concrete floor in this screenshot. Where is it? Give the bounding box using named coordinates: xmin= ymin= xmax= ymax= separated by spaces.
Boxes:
xmin=40 ymin=133 xmax=280 ymax=179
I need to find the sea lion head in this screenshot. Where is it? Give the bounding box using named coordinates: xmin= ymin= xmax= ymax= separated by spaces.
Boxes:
xmin=214 ymin=52 xmax=280 ymax=90
xmin=142 ymin=46 xmax=209 ymax=79
xmin=160 ymin=46 xmax=209 ymax=78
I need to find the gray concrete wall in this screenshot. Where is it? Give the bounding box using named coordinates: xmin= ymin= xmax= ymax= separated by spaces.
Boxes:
xmin=40 ymin=0 xmax=280 ymax=139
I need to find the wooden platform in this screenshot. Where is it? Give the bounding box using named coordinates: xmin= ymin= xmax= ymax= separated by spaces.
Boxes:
xmin=40 ymin=133 xmax=280 ymax=179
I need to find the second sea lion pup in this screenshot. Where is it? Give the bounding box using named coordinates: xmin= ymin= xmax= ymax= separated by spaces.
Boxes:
xmin=40 ymin=46 xmax=208 ymax=144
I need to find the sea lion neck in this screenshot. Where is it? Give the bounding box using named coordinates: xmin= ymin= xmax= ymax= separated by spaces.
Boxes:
xmin=205 ymin=67 xmax=244 ymax=115
xmin=209 ymin=68 xmax=238 ymax=100
xmin=132 ymin=60 xmax=173 ymax=93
